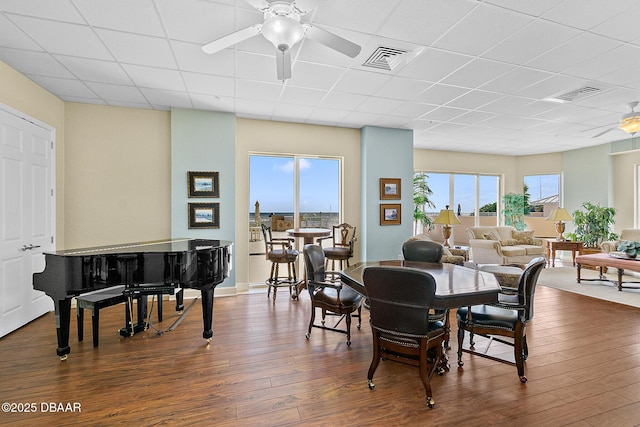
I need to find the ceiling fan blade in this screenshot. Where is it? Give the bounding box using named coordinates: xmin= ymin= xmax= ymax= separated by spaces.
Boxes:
xmin=201 ymin=24 xmax=262 ymax=55
xmin=276 ymin=47 xmax=292 ymax=81
xmin=292 ymin=0 xmax=318 ymax=14
xmin=303 ymin=24 xmax=361 ymax=58
xmin=592 ymin=127 xmax=616 ymax=138
xmin=244 ymin=0 xmax=271 ymax=11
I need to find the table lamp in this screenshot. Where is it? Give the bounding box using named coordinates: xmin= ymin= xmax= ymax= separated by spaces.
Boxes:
xmin=433 ymin=205 xmax=461 ymax=247
xmin=546 ymin=207 xmax=573 ymax=241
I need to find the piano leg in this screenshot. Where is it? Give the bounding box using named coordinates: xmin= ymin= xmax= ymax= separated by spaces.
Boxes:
xmin=201 ymin=288 xmax=214 ymax=342
xmin=175 ymin=289 xmax=184 ymax=312
xmin=55 ymin=298 xmax=72 ymax=360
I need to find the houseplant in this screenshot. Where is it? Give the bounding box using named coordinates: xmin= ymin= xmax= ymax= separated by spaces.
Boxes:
xmin=617 ymin=240 xmax=640 ymax=258
xmin=569 ymin=202 xmax=618 ymax=249
xmin=502 ymin=193 xmax=526 ymax=231
xmin=413 ymin=173 xmax=436 ymax=235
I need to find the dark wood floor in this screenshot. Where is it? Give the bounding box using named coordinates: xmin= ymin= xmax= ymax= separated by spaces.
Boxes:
xmin=2 ymin=283 xmax=640 ymax=426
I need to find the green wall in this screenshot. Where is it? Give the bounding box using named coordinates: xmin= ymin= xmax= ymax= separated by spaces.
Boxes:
xmin=360 ymin=126 xmax=414 ymax=261
xmin=171 ymin=108 xmax=236 ymax=287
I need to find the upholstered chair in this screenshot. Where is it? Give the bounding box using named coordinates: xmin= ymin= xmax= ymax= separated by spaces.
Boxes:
xmin=456 ymin=257 xmax=546 ymax=383
xmin=363 ymin=266 xmax=446 ymax=408
xmin=303 ymin=244 xmax=362 ymax=346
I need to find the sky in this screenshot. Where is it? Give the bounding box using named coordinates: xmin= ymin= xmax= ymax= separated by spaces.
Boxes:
xmin=249 ymin=155 xmax=339 ymax=214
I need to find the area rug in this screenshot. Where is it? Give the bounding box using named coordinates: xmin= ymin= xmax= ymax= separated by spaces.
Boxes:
xmin=538 ymin=266 xmax=640 ymax=309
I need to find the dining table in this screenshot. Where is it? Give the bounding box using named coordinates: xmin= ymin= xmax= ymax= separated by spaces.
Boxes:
xmin=286 ymin=227 xmax=331 ymax=246
xmin=340 ymin=260 xmax=501 ymax=370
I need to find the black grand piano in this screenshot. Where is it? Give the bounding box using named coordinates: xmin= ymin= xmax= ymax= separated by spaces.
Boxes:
xmin=33 ymin=238 xmax=232 ymax=360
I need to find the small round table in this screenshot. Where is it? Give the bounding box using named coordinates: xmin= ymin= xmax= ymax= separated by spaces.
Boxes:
xmin=286 ymin=228 xmax=331 ymax=246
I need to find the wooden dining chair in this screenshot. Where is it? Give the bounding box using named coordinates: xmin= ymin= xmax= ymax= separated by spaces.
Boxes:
xmin=316 ymin=223 xmax=357 ymax=270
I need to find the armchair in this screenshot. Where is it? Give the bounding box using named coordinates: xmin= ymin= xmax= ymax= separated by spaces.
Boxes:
xmin=602 ymin=228 xmax=640 ymax=253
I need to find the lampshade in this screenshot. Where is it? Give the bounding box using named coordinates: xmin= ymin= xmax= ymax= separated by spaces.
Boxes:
xmin=619 ymin=113 xmax=640 ymax=134
xmin=261 ymin=15 xmax=304 ymax=50
xmin=433 ymin=205 xmax=461 ymax=225
xmin=546 ymin=208 xmax=573 ymax=222
xmin=546 ymin=207 xmax=573 ymax=241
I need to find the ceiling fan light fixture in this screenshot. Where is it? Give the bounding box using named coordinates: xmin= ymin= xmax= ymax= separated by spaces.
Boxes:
xmin=620 ymin=112 xmax=640 ymax=134
xmin=261 ymin=15 xmax=304 ymax=50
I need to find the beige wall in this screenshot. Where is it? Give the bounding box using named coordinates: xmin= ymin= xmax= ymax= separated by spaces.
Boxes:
xmin=235 ymin=118 xmax=361 ymax=289
xmin=64 ymin=103 xmax=171 ymax=248
xmin=611 ymin=150 xmax=640 ymax=231
xmin=0 ymin=61 xmax=66 ymax=248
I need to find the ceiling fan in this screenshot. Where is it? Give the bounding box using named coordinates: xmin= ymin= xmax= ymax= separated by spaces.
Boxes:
xmin=591 ymin=101 xmax=640 ymax=138
xmin=201 ymin=0 xmax=361 ymax=81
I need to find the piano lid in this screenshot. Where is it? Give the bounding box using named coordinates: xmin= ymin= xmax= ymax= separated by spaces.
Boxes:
xmin=44 ymin=238 xmax=233 ymax=257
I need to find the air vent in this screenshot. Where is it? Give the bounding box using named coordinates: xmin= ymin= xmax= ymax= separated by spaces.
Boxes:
xmin=363 ymin=46 xmax=411 ymax=71
xmin=545 ymin=85 xmax=605 ymax=103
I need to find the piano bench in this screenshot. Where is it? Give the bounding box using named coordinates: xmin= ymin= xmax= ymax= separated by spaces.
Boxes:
xmin=76 ymin=286 xmax=164 ymax=347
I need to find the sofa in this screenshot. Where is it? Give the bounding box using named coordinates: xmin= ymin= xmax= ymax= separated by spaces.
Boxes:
xmin=601 ymin=229 xmax=640 ymax=253
xmin=467 ymin=226 xmax=545 ymax=265
xmin=405 ymin=234 xmax=465 ymax=265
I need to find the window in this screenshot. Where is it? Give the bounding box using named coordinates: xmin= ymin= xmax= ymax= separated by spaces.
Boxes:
xmin=248 ymin=154 xmax=341 ymax=285
xmin=419 ymin=171 xmax=500 ymax=244
xmin=523 ymin=174 xmax=560 ymax=217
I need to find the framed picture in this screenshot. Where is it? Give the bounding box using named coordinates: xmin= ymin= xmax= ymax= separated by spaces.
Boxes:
xmin=188 ymin=171 xmax=219 ymax=198
xmin=188 ymin=202 xmax=220 ymax=229
xmin=380 ymin=178 xmax=401 ymax=200
xmin=380 ymin=203 xmax=401 ymax=225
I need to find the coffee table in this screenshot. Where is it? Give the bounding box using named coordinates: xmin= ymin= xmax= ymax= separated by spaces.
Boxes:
xmin=576 ymin=252 xmax=640 ymax=291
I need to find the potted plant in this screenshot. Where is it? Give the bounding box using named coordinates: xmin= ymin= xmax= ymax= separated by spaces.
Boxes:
xmin=502 ymin=193 xmax=526 ymax=231
xmin=617 ymin=240 xmax=640 ymax=258
xmin=413 ymin=173 xmax=436 ymax=235
xmin=570 ymin=202 xmax=618 ymax=251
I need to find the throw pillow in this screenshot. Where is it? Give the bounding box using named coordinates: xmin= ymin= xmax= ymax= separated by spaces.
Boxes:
xmin=512 ymin=230 xmax=535 ymax=245
xmin=499 ymin=238 xmax=519 ymax=246
xmin=483 ymin=231 xmax=500 ymax=241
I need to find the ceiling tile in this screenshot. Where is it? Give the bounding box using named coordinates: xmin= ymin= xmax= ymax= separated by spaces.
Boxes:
xmin=96 ymin=29 xmax=176 ymax=68
xmin=1 ymin=0 xmax=84 ymax=23
xmin=27 ymin=75 xmax=95 ymax=98
xmin=55 ymin=56 xmax=133 ymax=85
xmin=441 ymin=58 xmax=515 ymax=89
xmin=0 ymin=15 xmax=43 ymax=51
xmin=84 ymin=82 xmax=146 ymax=103
xmin=332 ymin=69 xmax=391 ymax=95
xmin=139 ymin=88 xmax=193 ymax=109
xmin=433 ymin=4 xmax=534 ymax=56
xmin=0 ymin=48 xmax=74 ymax=79
xmin=73 ymin=0 xmax=165 ymax=36
xmin=541 ymin=0 xmax=638 ymax=30
xmin=9 ymin=16 xmax=113 ymax=60
xmin=121 ymin=64 xmax=186 ymax=91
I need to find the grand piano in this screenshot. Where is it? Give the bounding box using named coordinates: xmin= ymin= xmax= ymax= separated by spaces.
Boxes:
xmin=33 ymin=238 xmax=232 ymax=360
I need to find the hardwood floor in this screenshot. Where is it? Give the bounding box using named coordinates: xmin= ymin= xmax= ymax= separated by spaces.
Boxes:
xmin=2 ymin=284 xmax=640 ymax=426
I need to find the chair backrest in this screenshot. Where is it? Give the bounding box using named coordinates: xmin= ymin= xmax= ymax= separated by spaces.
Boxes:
xmin=261 ymin=224 xmax=273 ymax=257
xmin=363 ymin=266 xmax=437 ymax=337
xmin=303 ymin=244 xmax=327 ymax=282
xmin=331 ymin=223 xmax=356 ymax=250
xmin=515 ymin=256 xmax=546 ymax=322
xmin=402 ymin=240 xmax=443 ymax=263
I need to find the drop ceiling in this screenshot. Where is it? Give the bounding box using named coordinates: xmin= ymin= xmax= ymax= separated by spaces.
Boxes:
xmin=2 ymin=0 xmax=640 ymax=155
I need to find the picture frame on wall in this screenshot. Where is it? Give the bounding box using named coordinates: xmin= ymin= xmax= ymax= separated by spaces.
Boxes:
xmin=380 ymin=178 xmax=401 ymax=200
xmin=188 ymin=171 xmax=219 ymax=198
xmin=188 ymin=202 xmax=220 ymax=228
xmin=380 ymin=203 xmax=401 ymax=225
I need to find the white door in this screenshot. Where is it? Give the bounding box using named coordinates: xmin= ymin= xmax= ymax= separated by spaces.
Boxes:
xmin=0 ymin=106 xmax=55 ymax=338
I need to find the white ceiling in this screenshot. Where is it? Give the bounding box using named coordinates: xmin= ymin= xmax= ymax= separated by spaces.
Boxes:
xmin=2 ymin=0 xmax=640 ymax=155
